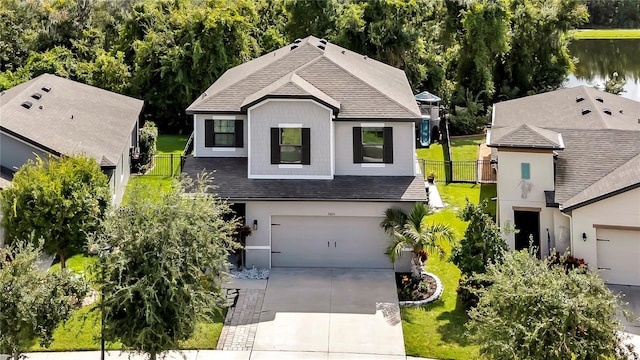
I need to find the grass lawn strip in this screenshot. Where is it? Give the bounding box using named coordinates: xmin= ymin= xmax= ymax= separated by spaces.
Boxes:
xmin=156 ymin=134 xmax=191 ymax=154
xmin=401 ymin=183 xmax=496 ymax=359
xmin=572 ymin=29 xmax=640 ymax=39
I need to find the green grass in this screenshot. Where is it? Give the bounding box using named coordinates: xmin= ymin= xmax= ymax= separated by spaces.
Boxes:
xmin=572 ymin=29 xmax=640 ymax=39
xmin=401 ymin=183 xmax=496 ymax=359
xmin=156 ymin=134 xmax=190 ymax=154
xmin=30 ymin=307 xmax=225 ymax=352
xmin=417 ymin=135 xmax=485 ymax=163
xmin=50 ymin=255 xmax=98 ymax=283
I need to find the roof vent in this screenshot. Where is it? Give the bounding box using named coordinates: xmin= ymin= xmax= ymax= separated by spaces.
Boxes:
xmin=576 ymin=96 xmax=584 ymax=102
xmin=21 ymin=101 xmax=33 ymax=109
xmin=293 ymin=38 xmax=302 ymax=44
xmin=581 ymin=108 xmax=591 ymax=115
xmin=341 ymin=50 xmax=345 ymax=54
xmin=595 ymin=96 xmax=604 ymax=103
xmin=603 ymin=108 xmax=612 ymax=115
xmin=319 ymin=38 xmax=327 ymax=45
xmin=620 ymin=109 xmax=624 ymax=114
xmin=364 ymin=55 xmax=368 ymax=60
xmin=41 ymin=86 xmax=51 ymax=92
xmin=31 ymin=92 xmax=42 ymax=100
xmin=317 ymin=44 xmax=325 ymax=50
xmin=291 ymin=45 xmax=298 ymax=50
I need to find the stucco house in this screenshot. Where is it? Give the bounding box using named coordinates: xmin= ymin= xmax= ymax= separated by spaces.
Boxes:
xmin=183 ymin=36 xmax=426 ymax=270
xmin=488 ymin=86 xmax=640 ymax=285
xmin=0 ymin=73 xmax=143 ymax=205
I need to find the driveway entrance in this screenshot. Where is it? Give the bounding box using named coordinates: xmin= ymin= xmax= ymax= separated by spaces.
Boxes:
xmin=253 ymin=268 xmax=405 ymax=357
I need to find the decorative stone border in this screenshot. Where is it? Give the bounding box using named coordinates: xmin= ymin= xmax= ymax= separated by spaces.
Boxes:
xmin=398 ymin=272 xmax=444 ymax=307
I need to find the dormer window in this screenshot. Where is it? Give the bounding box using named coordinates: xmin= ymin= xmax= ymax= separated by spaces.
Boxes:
xmin=204 ymin=119 xmax=243 ymax=147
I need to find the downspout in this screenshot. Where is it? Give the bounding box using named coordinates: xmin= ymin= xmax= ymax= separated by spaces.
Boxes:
xmin=560 ymin=209 xmax=573 ymax=254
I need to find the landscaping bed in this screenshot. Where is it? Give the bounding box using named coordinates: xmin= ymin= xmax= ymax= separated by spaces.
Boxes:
xmin=395 ymin=272 xmax=437 ymax=302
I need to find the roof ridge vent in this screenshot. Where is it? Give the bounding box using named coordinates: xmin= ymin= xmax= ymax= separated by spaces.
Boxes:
xmin=603 ymin=108 xmax=612 ymax=115
xmin=41 ymin=86 xmax=51 ymax=92
xmin=31 ymin=92 xmax=42 ymax=100
xmin=581 ymin=108 xmax=591 ymax=115
xmin=291 ymin=44 xmax=298 ymax=50
xmin=21 ymin=101 xmax=33 ymax=109
xmin=576 ymin=96 xmax=584 ymax=102
xmin=595 ymin=96 xmax=604 ymax=103
xmin=293 ymin=38 xmax=302 ymax=44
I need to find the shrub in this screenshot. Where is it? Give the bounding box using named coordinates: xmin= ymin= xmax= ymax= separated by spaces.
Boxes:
xmin=136 ymin=121 xmax=158 ymax=172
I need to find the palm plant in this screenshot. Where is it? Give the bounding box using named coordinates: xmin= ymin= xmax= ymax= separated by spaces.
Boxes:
xmin=381 ymin=202 xmax=456 ymax=279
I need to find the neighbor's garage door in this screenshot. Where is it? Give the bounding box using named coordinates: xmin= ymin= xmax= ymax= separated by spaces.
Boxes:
xmin=271 ymin=216 xmax=393 ymax=269
xmin=597 ymin=229 xmax=640 ymax=286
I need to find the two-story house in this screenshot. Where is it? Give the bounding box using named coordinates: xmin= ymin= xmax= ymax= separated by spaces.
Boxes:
xmin=489 ymin=86 xmax=640 ymax=285
xmin=183 ymin=36 xmax=426 ymax=271
xmin=0 ymin=73 xmax=143 ymax=205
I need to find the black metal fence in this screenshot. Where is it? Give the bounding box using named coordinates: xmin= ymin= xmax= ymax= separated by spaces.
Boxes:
xmin=422 ymin=159 xmax=496 ymax=184
xmin=136 ymin=154 xmax=183 ymax=176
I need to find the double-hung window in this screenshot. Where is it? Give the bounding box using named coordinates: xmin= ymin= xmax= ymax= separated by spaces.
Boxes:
xmin=270 ymin=127 xmax=310 ymax=165
xmin=353 ymin=126 xmax=393 ymax=163
xmin=204 ymin=119 xmax=243 ymax=147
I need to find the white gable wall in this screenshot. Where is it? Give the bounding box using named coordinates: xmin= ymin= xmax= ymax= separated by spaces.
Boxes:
xmin=193 ymin=114 xmax=248 ymax=157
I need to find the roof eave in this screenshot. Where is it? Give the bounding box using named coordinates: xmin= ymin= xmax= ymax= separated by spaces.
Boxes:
xmin=561 ymin=182 xmax=640 ymax=212
xmin=240 ymin=94 xmax=340 ymax=115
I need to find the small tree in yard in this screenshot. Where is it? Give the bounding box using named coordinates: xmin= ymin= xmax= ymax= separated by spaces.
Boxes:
xmin=91 ymin=174 xmax=240 ymax=360
xmin=467 ymin=249 xmax=637 ymax=360
xmin=382 ymin=202 xmax=456 ymax=279
xmin=0 ymin=241 xmax=89 ymax=360
xmin=137 ymin=121 xmax=158 ymax=170
xmin=0 ymin=154 xmax=110 ymax=268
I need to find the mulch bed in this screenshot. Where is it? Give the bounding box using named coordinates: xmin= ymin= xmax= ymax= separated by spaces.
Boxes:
xmin=394 ymin=272 xmax=437 ymax=301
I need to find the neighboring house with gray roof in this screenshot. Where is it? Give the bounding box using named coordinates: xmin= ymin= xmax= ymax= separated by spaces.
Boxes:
xmin=183 ymin=36 xmax=425 ymax=271
xmin=0 ymin=73 xmax=143 ymax=205
xmin=488 ymin=85 xmax=640 ymax=285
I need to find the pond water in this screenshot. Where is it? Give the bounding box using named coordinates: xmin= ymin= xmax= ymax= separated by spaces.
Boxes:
xmin=565 ymin=39 xmax=640 ymax=101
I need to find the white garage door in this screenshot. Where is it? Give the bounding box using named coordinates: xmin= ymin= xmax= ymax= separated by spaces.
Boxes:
xmin=271 ymin=216 xmax=393 ymax=269
xmin=597 ymin=229 xmax=640 ymax=286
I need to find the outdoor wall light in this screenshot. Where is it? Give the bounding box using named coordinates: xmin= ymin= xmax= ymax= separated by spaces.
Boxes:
xmin=253 ymin=220 xmax=258 ymax=231
xmin=582 ymin=232 xmax=587 ymax=241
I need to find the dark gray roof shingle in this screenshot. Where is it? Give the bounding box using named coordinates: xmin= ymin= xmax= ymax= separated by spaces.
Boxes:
xmin=182 ymin=157 xmax=427 ymax=201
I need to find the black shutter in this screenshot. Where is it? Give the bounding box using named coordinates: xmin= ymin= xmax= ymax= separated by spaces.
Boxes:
xmin=383 ymin=127 xmax=393 ymax=163
xmin=301 ymin=128 xmax=311 ymax=165
xmin=204 ymin=120 xmax=214 ymax=147
xmin=353 ymin=126 xmax=363 ymax=163
xmin=234 ymin=120 xmax=244 ymax=148
xmin=270 ymin=128 xmax=280 ymax=164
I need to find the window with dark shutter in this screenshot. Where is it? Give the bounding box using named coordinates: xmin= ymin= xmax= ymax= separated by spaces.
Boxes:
xmin=354 ymin=126 xmax=393 ymax=164
xmin=204 ymin=119 xmax=244 ymax=147
xmin=271 ymin=127 xmax=311 ymax=165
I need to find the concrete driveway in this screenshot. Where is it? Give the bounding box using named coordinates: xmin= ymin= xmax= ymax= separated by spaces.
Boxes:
xmin=609 ymin=285 xmax=640 ymax=335
xmin=253 ymin=268 xmax=405 ymax=358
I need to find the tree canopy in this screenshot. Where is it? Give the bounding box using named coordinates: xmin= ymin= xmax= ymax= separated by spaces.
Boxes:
xmin=91 ymin=175 xmax=240 ymax=359
xmin=0 ymin=154 xmax=111 ymax=268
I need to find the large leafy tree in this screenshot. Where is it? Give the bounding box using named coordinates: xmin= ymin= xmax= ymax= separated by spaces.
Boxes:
xmin=0 ymin=155 xmax=111 ymax=268
xmin=467 ymin=250 xmax=636 ymax=360
xmin=91 ymin=175 xmax=240 ymax=360
xmin=382 ymin=202 xmax=456 ymax=279
xmin=0 ymin=241 xmax=89 ymax=360
xmin=450 ymin=200 xmax=508 ymax=278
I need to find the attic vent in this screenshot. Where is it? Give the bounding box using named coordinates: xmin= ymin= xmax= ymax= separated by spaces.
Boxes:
xmin=293 ymin=38 xmax=302 ymax=44
xmin=21 ymin=101 xmax=33 ymax=109
xmin=41 ymin=86 xmax=51 ymax=92
xmin=581 ymin=108 xmax=591 ymax=115
xmin=595 ymin=96 xmax=604 ymax=103
xmin=603 ymin=108 xmax=612 ymax=115
xmin=319 ymin=38 xmax=327 ymax=44
xmin=576 ymin=96 xmax=584 ymax=102
xmin=291 ymin=45 xmax=298 ymax=50
xmin=317 ymin=44 xmax=326 ymax=50
xmin=620 ymin=109 xmax=624 ymax=114
xmin=31 ymin=92 xmax=42 ymax=100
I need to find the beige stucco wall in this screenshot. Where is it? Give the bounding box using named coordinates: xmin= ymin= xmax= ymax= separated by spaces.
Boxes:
xmin=193 ymin=114 xmax=248 ymax=158
xmin=496 ymin=149 xmax=556 ymax=254
xmin=570 ymin=187 xmax=640 ymax=270
xmin=248 ymin=100 xmax=333 ymax=178
xmin=334 ymin=121 xmax=416 ymax=176
xmin=242 ymin=200 xmax=415 ymax=271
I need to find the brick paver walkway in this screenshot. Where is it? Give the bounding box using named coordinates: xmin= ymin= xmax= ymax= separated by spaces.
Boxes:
xmin=216 ymin=289 xmax=265 ymax=351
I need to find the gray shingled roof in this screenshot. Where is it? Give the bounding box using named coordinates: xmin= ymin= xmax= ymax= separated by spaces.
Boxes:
xmin=182 ymin=157 xmax=427 ymax=201
xmin=187 ymin=36 xmax=421 ymax=120
xmin=491 ymin=86 xmax=640 ymax=210
xmin=488 ymin=124 xmax=564 ymax=149
xmin=0 ymin=74 xmax=143 ymax=166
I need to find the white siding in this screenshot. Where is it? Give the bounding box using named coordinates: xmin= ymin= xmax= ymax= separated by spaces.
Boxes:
xmin=193 ymin=114 xmax=248 ymax=157
xmin=248 ymin=100 xmax=333 ymax=178
xmin=0 ymin=133 xmax=49 ymax=171
xmin=334 ymin=121 xmax=416 ymax=176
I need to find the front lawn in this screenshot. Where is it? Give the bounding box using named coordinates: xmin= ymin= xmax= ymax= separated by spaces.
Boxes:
xmin=401 ymin=183 xmax=495 ymax=359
